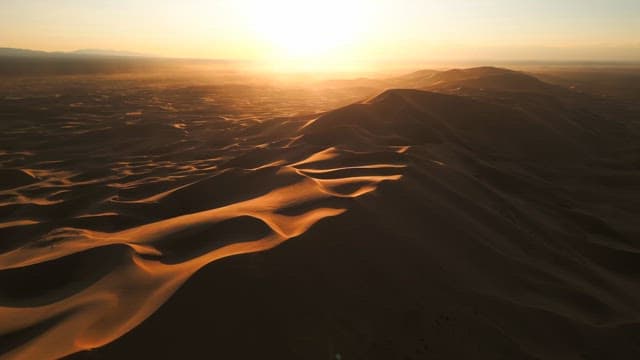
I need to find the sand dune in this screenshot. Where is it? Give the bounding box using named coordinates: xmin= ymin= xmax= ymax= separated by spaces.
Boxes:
xmin=395 ymin=67 xmax=555 ymax=92
xmin=1 ymin=68 xmax=640 ymax=359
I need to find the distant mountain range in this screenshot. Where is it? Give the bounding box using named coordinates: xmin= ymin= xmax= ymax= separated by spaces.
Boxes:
xmin=0 ymin=47 xmax=150 ymax=58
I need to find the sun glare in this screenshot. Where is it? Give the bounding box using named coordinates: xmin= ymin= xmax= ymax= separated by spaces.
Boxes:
xmin=246 ymin=0 xmax=370 ymax=70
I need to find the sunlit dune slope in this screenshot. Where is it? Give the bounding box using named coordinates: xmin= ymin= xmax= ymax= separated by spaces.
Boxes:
xmin=1 ymin=68 xmax=640 ymax=359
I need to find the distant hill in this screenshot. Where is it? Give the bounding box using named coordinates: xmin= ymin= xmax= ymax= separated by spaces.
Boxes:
xmin=0 ymin=47 xmax=150 ymax=58
xmin=71 ymin=49 xmax=149 ymax=57
xmin=0 ymin=47 xmax=164 ymax=76
xmin=0 ymin=47 xmax=52 ymax=57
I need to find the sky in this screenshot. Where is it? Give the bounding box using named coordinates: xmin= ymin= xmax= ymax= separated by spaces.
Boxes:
xmin=1 ymin=0 xmax=639 ymax=70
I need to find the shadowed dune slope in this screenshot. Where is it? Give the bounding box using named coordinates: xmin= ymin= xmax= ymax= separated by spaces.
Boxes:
xmin=303 ymin=88 xmax=611 ymax=161
xmin=1 ymin=69 xmax=640 ymax=359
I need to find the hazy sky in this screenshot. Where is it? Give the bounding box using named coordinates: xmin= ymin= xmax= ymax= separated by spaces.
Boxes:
xmin=1 ymin=0 xmax=639 ymax=69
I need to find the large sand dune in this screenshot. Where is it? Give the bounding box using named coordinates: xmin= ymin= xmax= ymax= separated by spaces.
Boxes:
xmin=1 ymin=68 xmax=640 ymax=359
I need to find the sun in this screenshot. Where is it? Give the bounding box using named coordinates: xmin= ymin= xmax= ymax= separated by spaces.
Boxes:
xmin=246 ymin=0 xmax=369 ymax=68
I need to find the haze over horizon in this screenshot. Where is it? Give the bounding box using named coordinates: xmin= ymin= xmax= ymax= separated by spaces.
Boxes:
xmin=1 ymin=0 xmax=639 ymax=71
